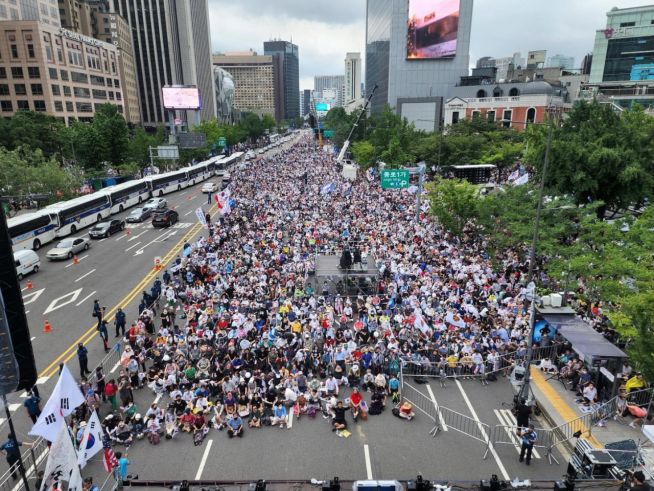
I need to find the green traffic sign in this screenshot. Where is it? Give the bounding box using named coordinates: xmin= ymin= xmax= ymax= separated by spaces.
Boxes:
xmin=380 ymin=169 xmax=410 ymax=189
xmin=217 ymin=137 xmax=227 ymax=147
xmin=323 ymin=130 xmax=333 ymax=138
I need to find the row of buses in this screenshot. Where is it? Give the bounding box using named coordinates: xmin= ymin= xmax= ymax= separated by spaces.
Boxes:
xmin=8 ymin=152 xmax=243 ymax=252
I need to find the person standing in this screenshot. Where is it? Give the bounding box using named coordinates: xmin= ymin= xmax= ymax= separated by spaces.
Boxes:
xmin=519 ymin=424 xmax=537 ymax=465
xmin=105 ymin=379 xmax=119 ymax=411
xmin=515 ymin=399 xmax=531 ymax=429
xmin=98 ymin=319 xmax=109 ymax=353
xmin=115 ymin=307 xmax=126 ymax=338
xmin=95 ymin=366 xmax=106 ymax=402
xmin=23 ymin=391 xmax=41 ymax=423
xmin=77 ymin=343 xmax=90 ymax=377
xmin=0 ymin=434 xmax=32 ymax=481
xmin=207 ymin=191 xmax=213 ymax=205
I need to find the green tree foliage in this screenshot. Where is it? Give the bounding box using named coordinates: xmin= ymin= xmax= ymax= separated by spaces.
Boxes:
xmin=127 ymin=127 xmax=165 ymax=166
xmin=0 ymin=111 xmax=66 ymax=156
xmin=240 ymin=112 xmax=266 ymax=141
xmin=262 ymin=114 xmax=277 ymax=131
xmin=525 ymin=101 xmax=654 ymax=218
xmin=92 ymin=104 xmax=129 ymax=165
xmin=426 ymin=177 xmax=479 ymax=235
xmin=350 ymin=141 xmax=375 ymax=168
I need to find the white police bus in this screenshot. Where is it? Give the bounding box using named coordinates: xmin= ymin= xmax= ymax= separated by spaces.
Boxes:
xmin=102 ymin=180 xmax=151 ymax=214
xmin=185 ymin=161 xmax=213 ymax=186
xmin=46 ymin=193 xmax=112 ymax=236
xmin=145 ymin=169 xmax=190 ymax=196
xmin=7 ymin=211 xmax=59 ymax=252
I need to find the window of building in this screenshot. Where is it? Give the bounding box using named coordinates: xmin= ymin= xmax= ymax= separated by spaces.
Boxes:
xmin=92 ymin=89 xmax=107 ymax=99
xmin=14 ymin=84 xmax=26 ymax=95
xmin=451 ymin=111 xmax=460 ymax=124
xmin=0 ymin=68 xmax=5 ymax=79
xmin=116 ymin=92 xmax=121 ymax=100
xmin=63 ymin=85 xmax=71 ymax=96
xmin=76 ymin=101 xmax=93 ymax=112
xmin=71 ymin=71 xmax=88 ymax=83
xmin=34 ymin=100 xmax=46 ymax=112
xmin=60 ymin=69 xmax=69 ymax=81
xmin=114 ymin=79 xmax=119 ymax=88
xmin=73 ymin=87 xmax=90 ymax=98
xmin=502 ymin=110 xmax=512 ymax=128
xmin=90 ymin=75 xmax=105 ymax=86
xmin=57 ymin=48 xmax=63 ymax=63
xmin=1 ymin=100 xmax=12 ymax=112
xmin=16 ymin=100 xmax=29 ymax=111
xmin=10 ymin=44 xmax=18 ymax=58
xmin=54 ymin=100 xmax=63 ymax=112
xmin=28 ymin=67 xmax=40 ymax=79
xmin=476 ymin=89 xmax=486 ymax=98
xmin=493 ymin=86 xmax=503 ymax=97
xmin=0 ymin=5 xmax=6 ymax=18
xmin=509 ymin=87 xmax=520 ymax=97
xmin=27 ymin=44 xmax=35 ymax=58
xmin=48 ymin=67 xmax=58 ymax=79
xmin=487 ymin=110 xmax=496 ymax=122
xmin=108 ymin=91 xmax=114 ymax=100
xmin=0 ymin=84 xmax=8 ymax=95
xmin=620 ymin=22 xmax=635 ymax=27
xmin=45 ymin=45 xmax=53 ymax=62
xmin=66 ymin=101 xmax=73 ymax=112
xmin=603 ymin=36 xmax=654 ymax=81
xmin=472 ymin=111 xmax=481 ymax=119
xmin=31 ymin=83 xmax=43 ymax=95
xmin=51 ymin=84 xmax=60 ymax=96
xmin=526 ymin=107 xmax=536 ymax=124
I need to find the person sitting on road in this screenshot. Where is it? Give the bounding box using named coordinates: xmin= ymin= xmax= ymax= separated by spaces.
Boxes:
xmin=331 ymin=400 xmax=349 ymax=432
xmin=398 ymin=402 xmax=415 ymax=421
xmin=226 ymin=414 xmax=243 ymax=438
xmin=271 ymin=402 xmax=288 ymax=428
xmin=349 ymin=387 xmax=363 ymax=422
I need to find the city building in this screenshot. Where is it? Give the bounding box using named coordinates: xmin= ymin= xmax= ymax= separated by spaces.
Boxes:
xmin=344 ymin=52 xmax=362 ymax=104
xmin=585 ymin=5 xmax=654 ymax=109
xmin=365 ymin=0 xmax=473 ymax=131
xmin=212 ymin=52 xmax=277 ymax=119
xmin=526 ymin=50 xmax=547 ymax=69
xmin=314 ymin=75 xmax=344 ymax=107
xmin=213 ymin=66 xmax=235 ymax=124
xmin=301 ymin=88 xmax=311 ymax=117
xmin=444 ymin=81 xmax=570 ymax=131
xmin=264 ymin=39 xmax=299 ymax=121
xmin=58 ymin=0 xmax=94 ymax=34
xmin=547 ymin=54 xmax=575 ymax=70
xmin=111 ymin=0 xmax=216 ymax=128
xmin=0 ymin=21 xmax=124 ymax=123
xmin=0 ymin=0 xmax=61 ymax=25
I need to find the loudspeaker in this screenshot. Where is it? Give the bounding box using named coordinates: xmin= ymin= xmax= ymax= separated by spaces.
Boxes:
xmin=0 ymin=206 xmax=37 ymax=393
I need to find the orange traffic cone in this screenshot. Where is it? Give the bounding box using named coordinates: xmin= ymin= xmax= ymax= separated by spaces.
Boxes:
xmin=43 ymin=320 xmax=52 ymax=333
xmin=26 ymin=279 xmax=33 ymax=290
xmin=73 ymin=255 xmax=79 ymax=265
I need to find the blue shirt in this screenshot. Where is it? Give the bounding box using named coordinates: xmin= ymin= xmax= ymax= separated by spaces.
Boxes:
xmin=227 ymin=417 xmax=242 ymax=430
xmin=1 ymin=439 xmax=21 ymax=458
xmin=118 ymin=457 xmax=130 ymax=479
xmin=274 ymin=406 xmax=287 ymax=418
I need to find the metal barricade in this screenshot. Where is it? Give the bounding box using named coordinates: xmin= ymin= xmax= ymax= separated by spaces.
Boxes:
xmin=400 ymin=382 xmax=439 ymax=436
xmin=490 ymin=424 xmax=558 ymax=465
xmin=548 ymin=413 xmax=592 ymax=454
xmin=589 ymin=397 xmax=619 ymax=427
xmin=0 ymin=437 xmax=49 ymax=491
xmin=625 ymin=387 xmax=653 ymax=408
xmin=438 ymin=406 xmax=492 ymax=457
xmin=87 ymin=342 xmax=123 ymax=386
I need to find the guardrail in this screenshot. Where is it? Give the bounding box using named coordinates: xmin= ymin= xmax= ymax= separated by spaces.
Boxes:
xmin=0 ymin=437 xmax=49 ymax=491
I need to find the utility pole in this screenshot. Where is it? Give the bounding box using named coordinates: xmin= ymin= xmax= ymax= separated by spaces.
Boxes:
xmin=3 ymin=394 xmax=30 ymax=490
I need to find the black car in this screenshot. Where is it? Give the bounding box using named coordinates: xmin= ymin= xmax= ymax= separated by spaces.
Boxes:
xmin=89 ymin=219 xmax=125 ymax=238
xmin=152 ymin=209 xmax=179 ymax=228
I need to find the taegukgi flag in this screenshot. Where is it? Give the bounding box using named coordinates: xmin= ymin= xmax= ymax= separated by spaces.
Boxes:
xmin=77 ymin=410 xmax=105 ymax=468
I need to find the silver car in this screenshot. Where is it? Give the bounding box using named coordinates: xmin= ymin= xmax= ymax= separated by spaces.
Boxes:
xmin=143 ymin=197 xmax=167 ymax=212
xmin=46 ymin=237 xmax=91 ymax=261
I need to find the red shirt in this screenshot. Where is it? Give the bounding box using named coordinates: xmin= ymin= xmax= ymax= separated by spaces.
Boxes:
xmin=350 ymin=392 xmax=363 ymax=406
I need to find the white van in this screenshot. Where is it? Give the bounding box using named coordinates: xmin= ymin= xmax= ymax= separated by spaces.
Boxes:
xmin=14 ymin=250 xmax=40 ymax=280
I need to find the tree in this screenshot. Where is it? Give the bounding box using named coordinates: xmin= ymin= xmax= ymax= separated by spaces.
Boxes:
xmin=5 ymin=111 xmax=66 ymax=156
xmin=240 ymin=112 xmax=265 ymax=141
xmin=261 ymin=114 xmax=276 ymax=131
xmin=92 ymin=104 xmax=129 ymax=164
xmin=426 ymin=177 xmax=479 ymax=234
xmin=128 ymin=127 xmax=164 ymax=166
xmin=378 ymin=135 xmax=414 ymax=168
xmin=351 ymin=141 xmax=375 ymax=168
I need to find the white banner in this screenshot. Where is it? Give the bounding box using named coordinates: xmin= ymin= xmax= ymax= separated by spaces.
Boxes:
xmin=195 ymin=207 xmax=208 ymax=229
xmin=40 ymin=423 xmax=83 ymax=491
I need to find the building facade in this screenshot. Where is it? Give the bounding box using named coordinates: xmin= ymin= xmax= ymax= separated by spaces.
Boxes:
xmin=365 ymin=0 xmax=473 ymax=130
xmin=444 ymin=81 xmax=570 ymax=131
xmin=213 ymin=53 xmax=276 ymax=119
xmin=314 ymin=75 xmax=344 ymax=107
xmin=0 ymin=21 xmax=124 ymax=123
xmin=264 ymin=40 xmax=299 ymax=121
xmin=0 ymin=0 xmax=60 ymax=25
xmin=213 ymin=66 xmax=235 ymax=124
xmin=547 ymin=54 xmax=575 ymax=70
xmin=344 ymin=52 xmax=362 ymax=104
xmin=301 ymin=88 xmax=311 ymax=117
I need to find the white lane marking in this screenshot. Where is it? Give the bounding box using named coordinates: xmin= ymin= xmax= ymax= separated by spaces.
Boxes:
xmin=288 ymin=407 xmax=294 ymax=429
xmin=74 ymin=268 xmax=96 ymax=283
xmin=171 ymin=222 xmax=193 ymax=229
xmin=194 ymin=439 xmax=213 ymax=480
xmin=75 ymin=290 xmax=96 ymax=307
xmin=426 ymin=385 xmax=448 ymax=431
xmin=98 ymin=238 xmax=106 ymax=243
xmin=154 ymin=394 xmax=162 ymax=404
xmin=184 ymin=210 xmax=194 ymax=217
xmin=125 ymin=241 xmax=142 ymax=252
xmin=364 ymin=444 xmax=373 ymax=480
xmin=22 ymin=288 xmax=45 ymax=305
xmin=128 ymin=231 xmax=146 ymax=242
xmin=30 ymin=337 xmax=36 ymax=341
xmin=180 ymin=191 xmax=188 ymax=195
xmin=43 ymin=288 xmax=83 ymax=315
xmin=494 ymin=409 xmax=541 ymax=459
xmin=21 ymin=286 xmax=28 ymax=292
xmin=36 ymin=376 xmax=49 ymax=385
xmin=110 ymin=361 xmax=120 ymax=374
xmin=115 ymin=234 xmax=127 ymax=241
xmin=133 ymin=230 xmax=175 ymax=256
xmin=455 ymin=380 xmax=510 ymax=480
xmin=8 ymin=404 xmax=21 ymax=412
xmin=0 ymin=418 xmax=4 ymax=426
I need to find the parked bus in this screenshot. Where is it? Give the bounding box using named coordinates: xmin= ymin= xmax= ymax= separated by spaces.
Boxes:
xmin=219 ymin=152 xmax=244 ymax=170
xmin=7 ymin=211 xmax=59 ymax=252
xmin=46 ymin=193 xmax=112 ymax=236
xmin=185 ymin=162 xmax=212 ymax=186
xmin=102 ymin=180 xmax=151 ymax=214
xmin=145 ymin=169 xmax=190 ymax=196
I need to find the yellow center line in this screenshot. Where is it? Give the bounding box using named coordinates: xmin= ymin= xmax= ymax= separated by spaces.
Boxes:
xmin=38 ymin=204 xmax=217 ymax=378
xmin=531 ymin=369 xmax=603 ymax=448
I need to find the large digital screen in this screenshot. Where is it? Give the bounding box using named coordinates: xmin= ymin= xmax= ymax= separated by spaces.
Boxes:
xmin=162 ymin=86 xmax=201 ymax=110
xmin=407 ymin=0 xmax=460 ymax=59
xmin=315 ymin=102 xmax=330 ymax=112
xmin=630 ymin=64 xmax=654 ymax=81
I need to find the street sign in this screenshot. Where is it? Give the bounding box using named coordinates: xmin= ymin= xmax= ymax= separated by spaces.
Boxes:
xmin=217 ymin=137 xmax=227 ymax=147
xmin=380 ymin=169 xmax=410 ymax=189
xmin=323 ymin=130 xmax=333 ymax=138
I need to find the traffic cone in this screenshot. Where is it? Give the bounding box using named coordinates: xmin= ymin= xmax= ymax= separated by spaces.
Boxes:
xmin=43 ymin=320 xmax=52 ymax=333
xmin=125 ymin=228 xmax=131 ymax=236
xmin=26 ymin=279 xmax=33 ymax=290
xmin=73 ymin=255 xmax=79 ymax=265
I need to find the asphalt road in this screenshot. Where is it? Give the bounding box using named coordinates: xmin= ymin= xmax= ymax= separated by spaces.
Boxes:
xmin=1 ymin=136 xmax=571 ymax=485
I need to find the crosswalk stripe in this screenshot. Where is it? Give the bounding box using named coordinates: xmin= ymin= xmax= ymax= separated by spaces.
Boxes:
xmin=494 ymin=409 xmax=541 ymax=459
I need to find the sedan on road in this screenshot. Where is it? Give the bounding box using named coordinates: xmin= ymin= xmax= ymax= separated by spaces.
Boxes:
xmin=89 ymin=219 xmax=125 ymax=239
xmin=152 ymin=209 xmax=179 ymax=228
xmin=143 ymin=197 xmax=167 ymax=212
xmin=201 ymin=182 xmax=218 ymax=193
xmin=46 ymin=237 xmax=90 ymax=260
xmin=126 ymin=207 xmax=152 ymax=223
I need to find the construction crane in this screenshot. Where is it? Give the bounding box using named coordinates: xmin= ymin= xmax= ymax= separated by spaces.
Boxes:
xmin=336 ymin=84 xmax=378 ymax=163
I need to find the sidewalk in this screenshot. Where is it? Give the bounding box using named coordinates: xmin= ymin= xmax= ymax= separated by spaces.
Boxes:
xmin=531 ymin=369 xmax=652 ymax=464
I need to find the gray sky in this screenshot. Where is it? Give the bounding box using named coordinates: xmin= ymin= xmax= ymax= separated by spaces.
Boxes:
xmin=207 ymin=0 xmax=649 ymax=90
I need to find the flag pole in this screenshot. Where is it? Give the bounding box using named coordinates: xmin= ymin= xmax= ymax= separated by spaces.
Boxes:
xmin=3 ymin=394 xmax=31 ymax=490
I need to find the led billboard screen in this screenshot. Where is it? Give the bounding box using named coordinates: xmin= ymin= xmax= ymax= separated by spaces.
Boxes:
xmin=315 ymin=103 xmax=331 ymax=112
xmin=162 ymin=86 xmax=201 ymax=110
xmin=407 ymin=0 xmax=460 ymax=59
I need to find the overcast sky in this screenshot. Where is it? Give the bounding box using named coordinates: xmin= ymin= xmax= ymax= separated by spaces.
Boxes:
xmin=208 ymin=0 xmax=648 ymax=90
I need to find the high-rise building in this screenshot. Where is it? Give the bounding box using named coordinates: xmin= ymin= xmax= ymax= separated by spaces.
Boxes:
xmin=365 ymin=0 xmax=473 ymax=131
xmin=213 ymin=53 xmax=277 ymax=119
xmin=301 ymin=88 xmax=311 ymax=116
xmin=526 ymin=50 xmax=547 ymax=69
xmin=0 ymin=0 xmax=61 ymax=25
xmin=111 ymin=0 xmax=216 ymax=128
xmin=547 ymin=54 xmax=575 ymax=70
xmin=0 ymin=21 xmax=124 ymax=123
xmin=344 ymin=52 xmax=362 ymax=104
xmin=213 ymin=66 xmax=235 ymax=124
xmin=264 ymin=40 xmax=299 ymax=121
xmin=314 ymin=75 xmax=345 ymax=107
